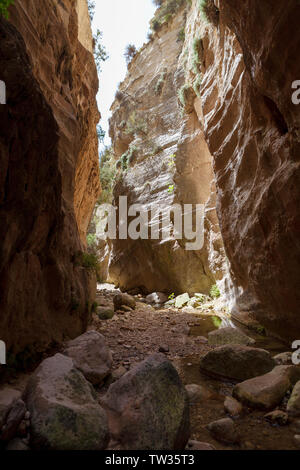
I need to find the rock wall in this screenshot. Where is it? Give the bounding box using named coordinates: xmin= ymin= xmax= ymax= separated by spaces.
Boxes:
xmin=105 ymin=4 xmax=225 ymax=295
xmin=0 ymin=0 xmax=100 ymax=360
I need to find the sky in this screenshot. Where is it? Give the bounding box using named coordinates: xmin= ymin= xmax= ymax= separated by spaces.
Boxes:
xmin=92 ymin=0 xmax=156 ymax=149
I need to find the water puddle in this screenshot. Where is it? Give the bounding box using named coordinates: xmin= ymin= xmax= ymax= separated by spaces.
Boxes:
xmin=188 ymin=315 xmax=224 ymax=337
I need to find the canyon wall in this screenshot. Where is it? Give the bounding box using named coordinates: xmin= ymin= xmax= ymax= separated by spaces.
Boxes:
xmin=0 ymin=0 xmax=100 ymax=361
xmin=104 ymin=0 xmax=300 ymax=340
xmin=105 ymin=4 xmax=226 ymax=295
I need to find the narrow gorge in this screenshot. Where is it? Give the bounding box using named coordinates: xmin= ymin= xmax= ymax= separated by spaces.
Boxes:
xmin=0 ymin=0 xmax=300 ymax=453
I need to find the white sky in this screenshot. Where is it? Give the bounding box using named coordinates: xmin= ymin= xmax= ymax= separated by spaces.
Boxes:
xmin=92 ymin=0 xmax=156 ymax=149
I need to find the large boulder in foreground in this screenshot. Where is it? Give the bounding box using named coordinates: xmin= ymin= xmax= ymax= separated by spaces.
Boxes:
xmin=233 ymin=366 xmax=300 ymax=410
xmin=102 ymin=353 xmax=190 ymax=450
xmin=200 ymin=344 xmax=275 ymax=382
xmin=63 ymin=330 xmax=112 ymax=385
xmin=24 ymin=354 xmax=109 ymax=450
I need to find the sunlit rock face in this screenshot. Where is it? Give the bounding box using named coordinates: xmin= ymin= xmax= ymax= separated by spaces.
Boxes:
xmin=197 ymin=0 xmax=300 ymax=340
xmin=106 ymin=6 xmax=225 ymax=295
xmin=0 ymin=0 xmax=100 ymax=358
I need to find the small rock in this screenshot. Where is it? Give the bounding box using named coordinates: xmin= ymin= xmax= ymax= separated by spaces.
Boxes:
xmin=97 ymin=306 xmax=115 ymax=320
xmin=0 ymin=388 xmax=22 ymax=428
xmin=200 ymin=344 xmax=275 ymax=382
xmin=185 ymin=384 xmax=213 ymax=403
xmin=112 ymin=366 xmax=127 ymax=381
xmin=186 ymin=440 xmax=215 ymax=450
xmin=146 ymin=293 xmax=168 ymax=304
xmin=113 ymin=293 xmax=136 ymax=311
xmin=287 ymin=380 xmax=300 ymax=417
xmin=24 ymin=411 xmax=30 ymax=420
xmin=6 ymin=438 xmax=29 ymax=451
xmin=207 ymin=417 xmax=240 ymax=445
xmin=119 ymin=305 xmax=133 ymax=312
xmin=17 ymin=420 xmax=28 ymax=437
xmin=233 ymin=365 xmax=300 ymax=410
xmin=264 ymin=409 xmax=288 ymax=425
xmin=175 ymin=293 xmax=190 ymax=309
xmin=224 ymin=396 xmax=243 ymax=417
xmin=274 ymin=352 xmax=292 ymax=366
xmin=63 ymin=330 xmax=113 ymax=386
xmin=208 ymin=327 xmax=255 ymax=347
xmin=242 ymin=441 xmax=255 ymax=450
xmin=158 ymin=345 xmax=169 ymax=353
xmin=1 ymin=399 xmax=26 ymax=442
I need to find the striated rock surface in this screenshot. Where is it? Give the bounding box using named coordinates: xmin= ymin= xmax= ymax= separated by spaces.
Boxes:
xmin=194 ymin=0 xmax=300 ymax=339
xmin=102 ymin=3 xmax=226 ymax=295
xmin=0 ymin=0 xmax=100 ymax=358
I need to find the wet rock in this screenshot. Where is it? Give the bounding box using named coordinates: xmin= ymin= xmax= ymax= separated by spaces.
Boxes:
xmin=0 ymin=389 xmax=22 ymax=428
xmin=287 ymin=380 xmax=300 ymax=417
xmin=224 ymin=396 xmax=243 ymax=417
xmin=264 ymin=410 xmax=289 ymax=425
xmin=113 ymin=293 xmax=136 ymax=311
xmin=102 ymin=353 xmax=190 ymax=450
xmin=207 ymin=417 xmax=240 ymax=445
xmin=274 ymin=352 xmax=292 ymax=366
xmin=233 ymin=366 xmax=300 ymax=410
xmin=175 ymin=294 xmax=190 ymax=309
xmin=63 ymin=330 xmax=112 ymax=386
xmin=146 ymin=293 xmax=168 ymax=304
xmin=186 ymin=440 xmax=215 ymax=450
xmin=208 ymin=327 xmax=255 ymax=347
xmin=185 ymin=384 xmax=213 ymax=403
xmin=97 ymin=306 xmax=115 ymax=320
xmin=24 ymin=354 xmax=109 ymax=450
xmin=200 ymin=344 xmax=275 ymax=382
xmin=1 ymin=399 xmax=26 ymax=442
xmin=6 ymin=438 xmax=29 ymax=451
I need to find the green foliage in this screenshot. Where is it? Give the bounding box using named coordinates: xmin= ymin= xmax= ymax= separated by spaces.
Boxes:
xmin=81 ymin=252 xmax=99 ymax=270
xmin=0 ymin=0 xmax=14 ymax=19
xmin=177 ymin=27 xmax=185 ymax=42
xmin=167 ymin=184 xmax=175 ymax=193
xmin=168 ymin=293 xmax=175 ymax=300
xmin=87 ymin=233 xmax=97 ymax=247
xmin=154 ymin=69 xmax=167 ymax=95
xmin=98 ymin=147 xmax=116 ymax=204
xmin=125 ymin=111 xmax=147 ymax=136
xmin=96 ymin=123 xmax=105 ymax=143
xmin=198 ymin=0 xmax=219 ymax=26
xmin=93 ymin=29 xmax=108 ymax=72
xmin=210 ymin=284 xmax=221 ymax=299
xmin=177 ymin=83 xmax=190 ymax=107
xmin=168 ymin=153 xmax=176 ymax=167
xmin=124 ymin=44 xmax=137 ymax=64
xmin=193 ymin=74 xmax=202 ymax=97
xmin=211 ymin=316 xmax=222 ymax=328
xmin=119 ymin=145 xmax=137 ymax=171
xmin=87 ymin=0 xmax=95 ymax=22
xmin=150 ymin=0 xmax=188 ymax=32
xmin=192 ymin=37 xmax=202 ymax=74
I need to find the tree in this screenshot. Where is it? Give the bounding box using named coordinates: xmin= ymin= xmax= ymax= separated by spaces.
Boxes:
xmin=96 ymin=124 xmax=105 ymax=143
xmin=87 ymin=0 xmax=95 ymax=22
xmin=124 ymin=44 xmax=137 ymax=65
xmin=0 ymin=0 xmax=14 ymax=19
xmin=93 ymin=29 xmax=109 ymax=72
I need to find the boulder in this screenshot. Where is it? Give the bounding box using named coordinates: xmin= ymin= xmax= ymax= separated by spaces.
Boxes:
xmin=264 ymin=410 xmax=288 ymax=425
xmin=224 ymin=396 xmax=243 ymax=417
xmin=287 ymin=380 xmax=300 ymax=417
xmin=63 ymin=330 xmax=112 ymax=386
xmin=200 ymin=344 xmax=275 ymax=382
xmin=97 ymin=306 xmax=115 ymax=320
xmin=175 ymin=293 xmax=190 ymax=309
xmin=208 ymin=327 xmax=255 ymax=347
xmin=233 ymin=366 xmax=300 ymax=410
xmin=0 ymin=388 xmax=22 ymax=428
xmin=0 ymin=399 xmax=26 ymax=442
xmin=146 ymin=292 xmax=168 ymax=304
xmin=24 ymin=354 xmax=109 ymax=450
xmin=102 ymin=353 xmax=190 ymax=450
xmin=113 ymin=293 xmax=136 ymax=311
xmin=207 ymin=417 xmax=240 ymax=445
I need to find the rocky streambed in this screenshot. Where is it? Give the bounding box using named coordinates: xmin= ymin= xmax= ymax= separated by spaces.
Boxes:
xmin=0 ymin=284 xmax=300 ymax=451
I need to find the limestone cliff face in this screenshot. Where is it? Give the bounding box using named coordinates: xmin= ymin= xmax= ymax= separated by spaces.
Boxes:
xmin=0 ymin=0 xmax=100 ymax=359
xmin=106 ymin=5 xmax=225 ymax=295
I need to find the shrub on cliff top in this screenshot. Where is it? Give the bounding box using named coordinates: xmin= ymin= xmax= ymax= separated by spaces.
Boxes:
xmin=150 ymin=0 xmax=188 ymax=32
xmin=124 ymin=44 xmax=137 ymax=65
xmin=0 ymin=0 xmax=14 ymax=19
